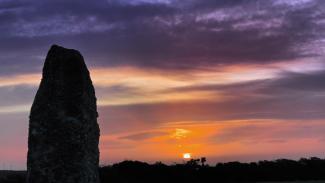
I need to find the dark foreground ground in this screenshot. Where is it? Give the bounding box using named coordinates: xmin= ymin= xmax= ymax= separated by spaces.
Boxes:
xmin=1 ymin=157 xmax=325 ymax=183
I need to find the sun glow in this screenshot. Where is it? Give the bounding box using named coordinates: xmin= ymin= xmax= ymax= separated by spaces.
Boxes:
xmin=183 ymin=153 xmax=191 ymax=159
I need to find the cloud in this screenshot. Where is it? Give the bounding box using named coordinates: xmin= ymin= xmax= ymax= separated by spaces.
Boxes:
xmin=98 ymin=97 xmax=325 ymax=134
xmin=0 ymin=0 xmax=324 ymax=76
xmin=211 ymin=121 xmax=325 ymax=144
xmin=166 ymin=69 xmax=325 ymax=93
xmin=270 ymin=71 xmax=325 ymax=91
xmin=97 ymin=69 xmax=325 ymax=134
xmin=119 ymin=131 xmax=168 ymax=141
xmin=0 ymin=84 xmax=36 ymax=107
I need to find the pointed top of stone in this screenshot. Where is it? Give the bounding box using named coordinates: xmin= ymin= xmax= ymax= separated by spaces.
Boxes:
xmin=44 ymin=44 xmax=86 ymax=71
xmin=41 ymin=45 xmax=90 ymax=86
xmin=48 ymin=44 xmax=80 ymax=54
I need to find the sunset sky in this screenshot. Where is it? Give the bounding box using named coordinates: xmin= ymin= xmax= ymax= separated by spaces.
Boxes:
xmin=1 ymin=0 xmax=325 ymax=170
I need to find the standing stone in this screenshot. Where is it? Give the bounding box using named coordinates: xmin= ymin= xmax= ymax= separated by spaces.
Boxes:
xmin=27 ymin=45 xmax=100 ymax=183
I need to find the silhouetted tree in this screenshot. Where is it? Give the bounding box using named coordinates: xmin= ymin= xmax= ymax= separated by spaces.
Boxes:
xmin=200 ymin=157 xmax=206 ymax=166
xmin=186 ymin=159 xmax=200 ymax=167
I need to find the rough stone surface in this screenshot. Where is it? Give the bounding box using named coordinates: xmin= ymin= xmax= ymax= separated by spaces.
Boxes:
xmin=27 ymin=45 xmax=100 ymax=183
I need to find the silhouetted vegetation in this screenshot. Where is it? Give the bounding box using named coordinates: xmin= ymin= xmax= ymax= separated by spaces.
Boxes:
xmin=0 ymin=171 xmax=25 ymax=183
xmin=99 ymin=157 xmax=325 ymax=183
xmin=2 ymin=157 xmax=325 ymax=183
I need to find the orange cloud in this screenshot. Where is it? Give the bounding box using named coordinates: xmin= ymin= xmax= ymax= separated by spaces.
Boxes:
xmin=99 ymin=119 xmax=325 ymax=164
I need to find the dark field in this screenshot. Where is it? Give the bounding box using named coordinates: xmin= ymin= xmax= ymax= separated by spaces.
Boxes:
xmin=0 ymin=171 xmax=25 ymax=183
xmin=1 ymin=157 xmax=325 ymax=183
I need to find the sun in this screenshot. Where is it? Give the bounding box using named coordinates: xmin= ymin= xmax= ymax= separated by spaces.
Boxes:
xmin=183 ymin=153 xmax=191 ymax=159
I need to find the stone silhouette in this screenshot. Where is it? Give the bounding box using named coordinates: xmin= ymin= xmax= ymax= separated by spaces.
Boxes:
xmin=27 ymin=45 xmax=100 ymax=183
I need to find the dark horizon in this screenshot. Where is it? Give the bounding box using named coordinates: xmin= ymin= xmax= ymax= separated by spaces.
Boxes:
xmin=2 ymin=157 xmax=325 ymax=183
